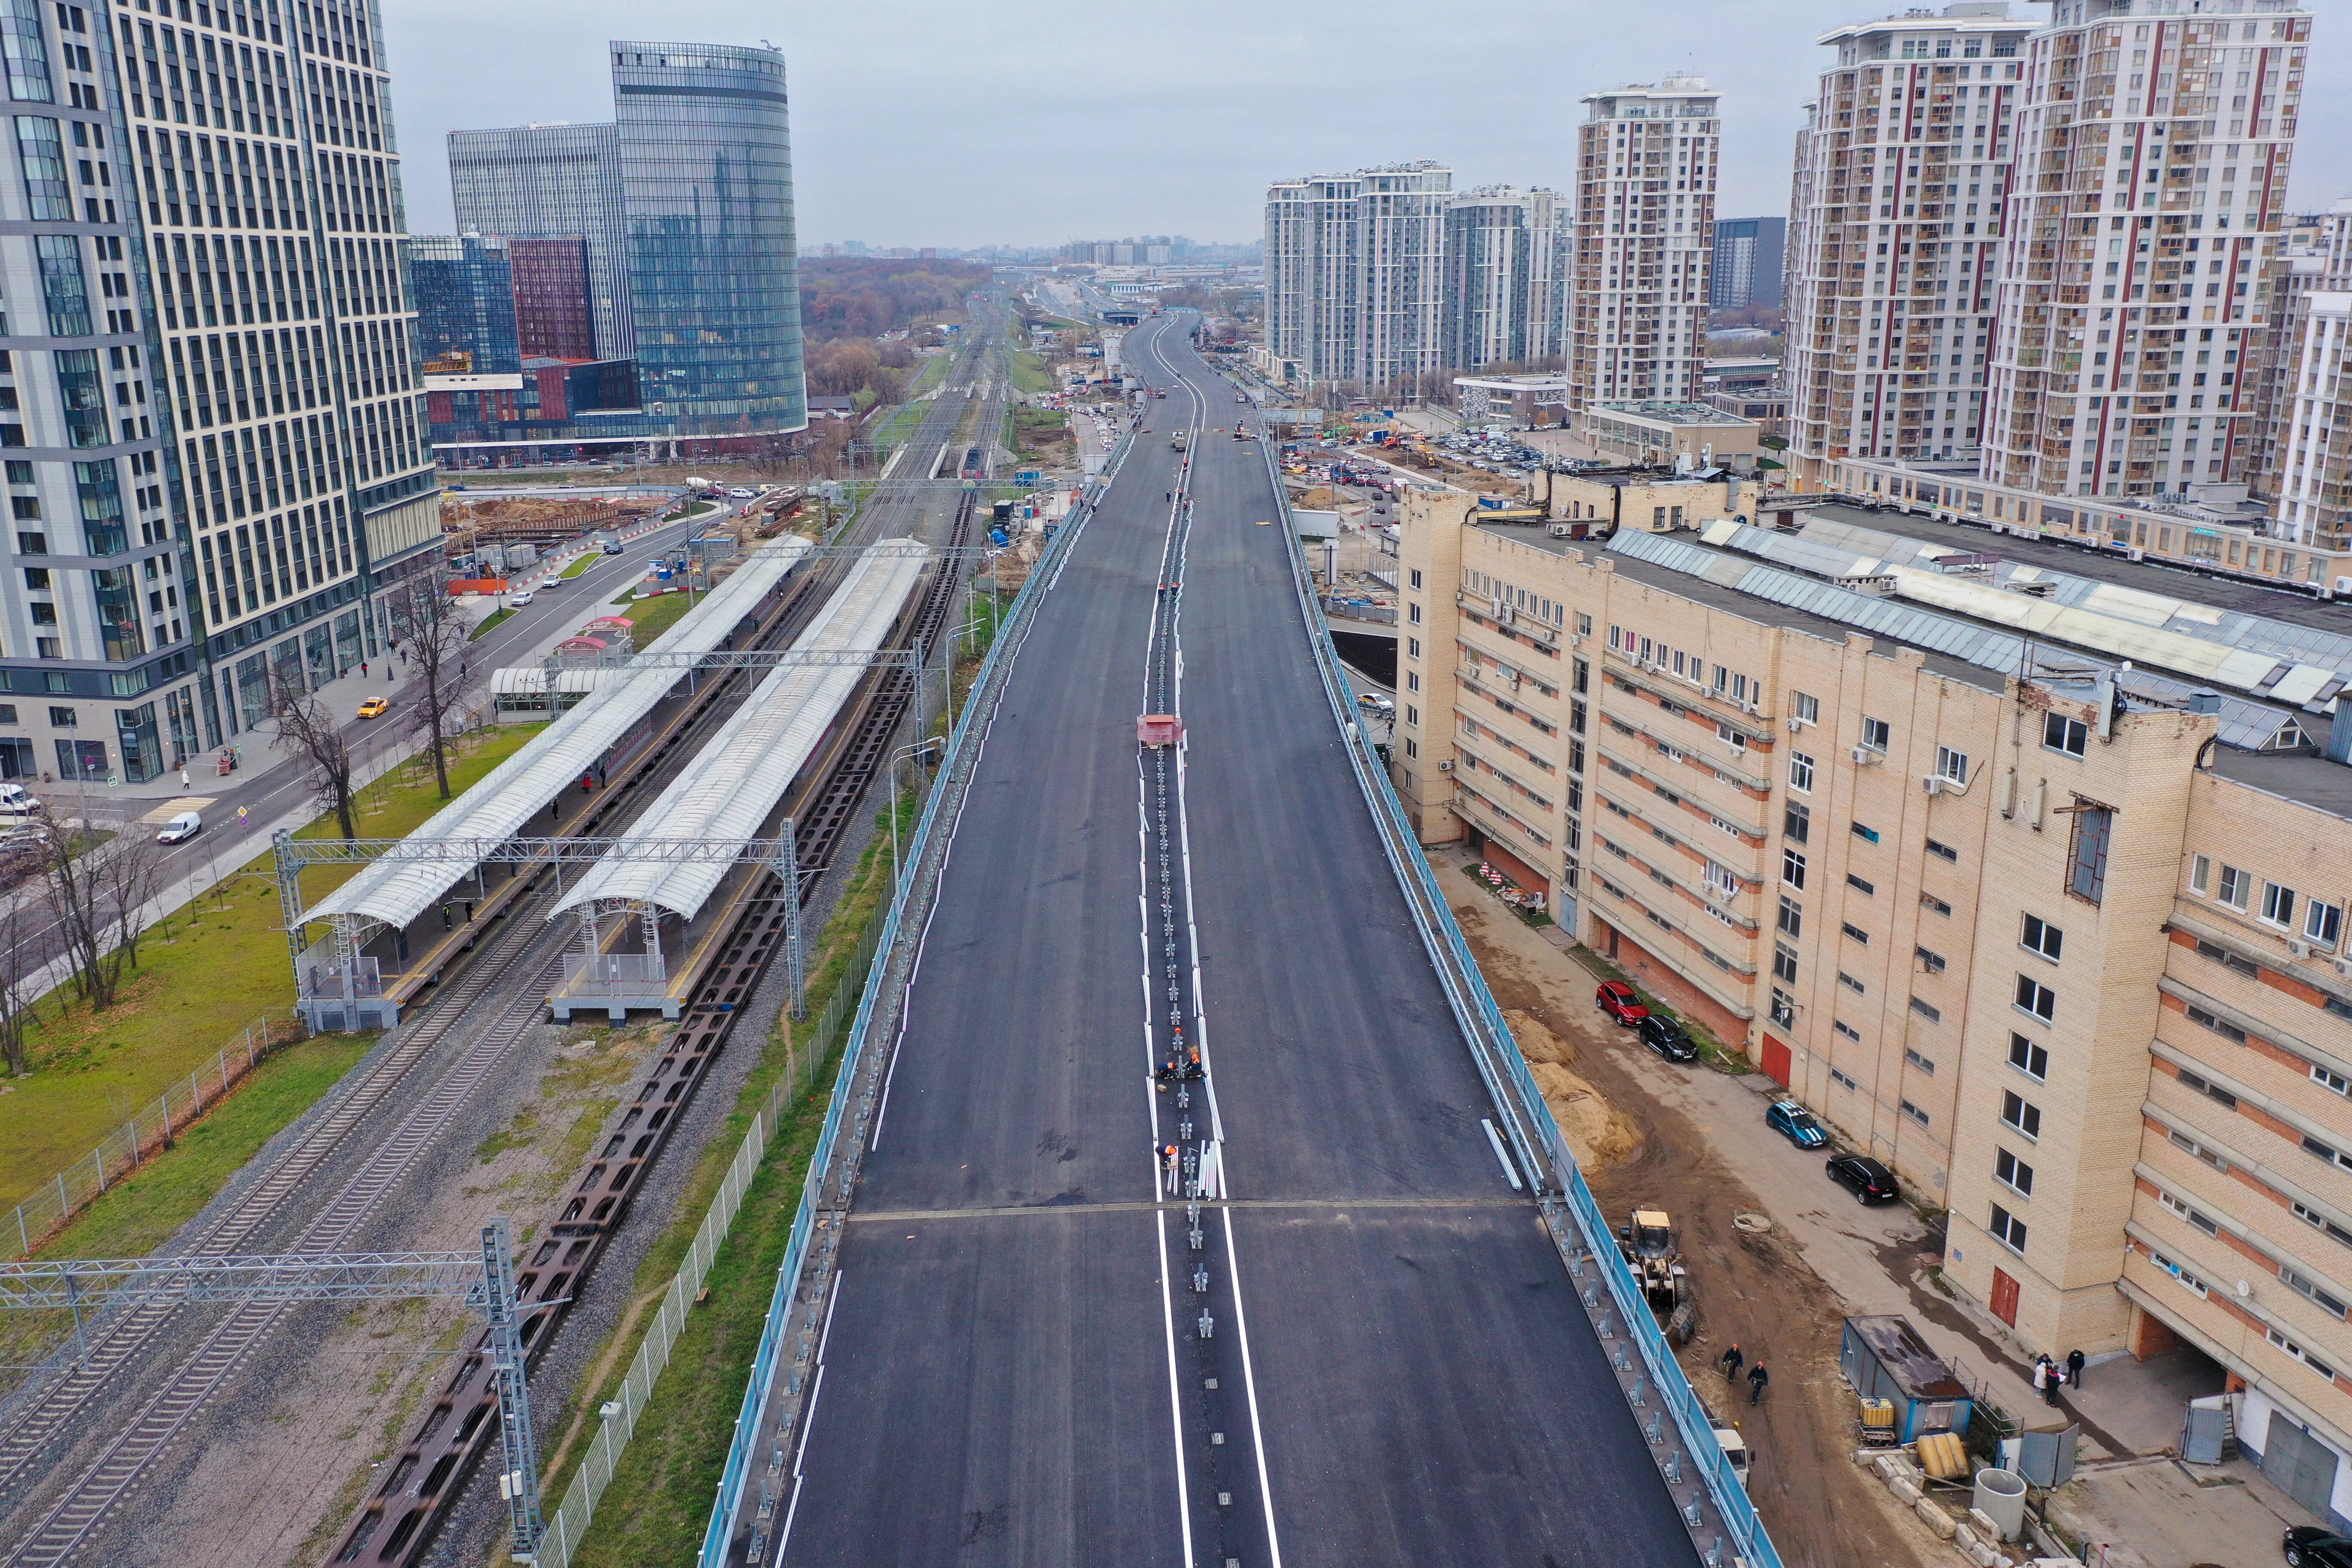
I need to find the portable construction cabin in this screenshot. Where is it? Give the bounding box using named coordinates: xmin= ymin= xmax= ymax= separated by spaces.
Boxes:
xmin=1840 ymin=1315 xmax=1973 ymax=1442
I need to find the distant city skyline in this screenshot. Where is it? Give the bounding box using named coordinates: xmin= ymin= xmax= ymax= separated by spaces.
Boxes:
xmin=382 ymin=0 xmax=2351 ymax=251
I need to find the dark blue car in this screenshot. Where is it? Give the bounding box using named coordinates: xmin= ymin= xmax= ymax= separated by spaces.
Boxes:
xmin=1767 ymin=1100 xmax=1828 ymax=1149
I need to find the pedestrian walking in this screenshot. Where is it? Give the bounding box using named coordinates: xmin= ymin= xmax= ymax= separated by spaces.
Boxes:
xmin=361 ymin=661 xmax=368 ymax=677
xmin=2066 ymin=1348 xmax=2086 ymax=1388
xmin=1720 ymin=1343 xmax=1744 ymax=1382
xmin=1747 ymin=1361 xmax=1769 ymax=1406
xmin=178 ymin=766 xmax=190 ymax=788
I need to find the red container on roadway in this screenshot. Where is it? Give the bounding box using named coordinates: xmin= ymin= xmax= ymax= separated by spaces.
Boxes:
xmin=1137 ymin=714 xmax=1182 ymax=748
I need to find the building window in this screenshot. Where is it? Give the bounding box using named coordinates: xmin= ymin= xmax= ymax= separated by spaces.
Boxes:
xmin=2171 ymin=1130 xmax=2227 ymax=1173
xmin=2044 ymin=713 xmax=2088 ymax=756
xmin=2182 ymin=1002 xmax=2247 ymax=1045
xmin=2152 ymin=1248 xmax=2209 ymax=1297
xmin=1860 ymin=716 xmax=1891 ymax=751
xmin=1920 ymin=891 xmax=1953 ymax=917
xmin=1407 ymin=637 xmax=1421 ymax=658
xmin=14 ymin=116 xmax=68 ymax=220
xmin=1408 ymin=602 xmax=1421 ymax=624
xmin=1847 ymin=873 xmax=1876 ymax=896
xmin=46 ymin=705 xmax=74 ymax=727
xmin=2216 ymin=864 xmax=2250 ymax=911
xmin=1916 ymin=946 xmax=1946 ymax=974
xmin=2190 ymin=854 xmax=2211 ymax=895
xmin=1770 ymin=988 xmax=1795 ymax=1027
xmin=2262 ymin=882 xmax=2299 ymax=931
xmin=2305 ymin=902 xmax=2344 ymax=951
xmin=1792 ymin=691 xmax=1820 ymax=726
xmin=2193 ymin=939 xmax=2259 ymax=980
xmin=1905 ymin=1047 xmax=1937 ymax=1075
xmin=1774 ymin=943 xmax=1799 ymax=984
xmin=2312 ymin=1063 xmax=2351 ymax=1099
xmin=2174 ymin=1066 xmax=2238 ymax=1110
xmin=1901 ymin=1099 xmax=1931 ymax=1127
xmin=1830 ymin=1066 xmax=1858 ymax=1090
xmin=2021 ymin=914 xmax=2064 ymax=962
xmin=2008 ymin=1032 xmax=2048 ymax=1081
xmin=1990 ymin=1204 xmax=2028 ymax=1254
xmin=1909 ymin=995 xmax=1940 ymax=1023
xmin=1935 ymin=746 xmax=1969 ymax=784
xmin=1924 ymin=837 xmax=1959 ymax=864
xmin=2294 ymin=1202 xmax=2352 ymax=1252
xmin=1996 ymin=1148 xmax=2034 ymax=1196
xmin=1576 ymin=613 xmax=1592 ymax=637
xmin=2158 ymin=1188 xmax=2219 ymax=1237
xmin=1851 ymin=821 xmax=1881 ymax=844
xmin=1784 ymin=801 xmax=1811 ymax=843
xmin=2001 ymin=1090 xmax=2041 ymax=1139
xmin=2268 ymin=1327 xmax=2338 ymax=1380
xmin=2015 ymin=975 xmax=2057 ymax=1023
xmin=1842 ymin=922 xmax=1871 ymax=945
xmin=1840 ymin=971 xmax=1866 ymax=995
xmin=1408 ymin=569 xmax=1422 ymax=590
xmin=1789 ymin=750 xmax=1815 ymax=793
xmin=2067 ymin=804 xmax=2113 ymax=904
xmin=1834 ymin=1019 xmax=1862 ymax=1043
xmin=1777 ymin=894 xmax=1802 ymax=938
xmin=1782 ymin=848 xmax=1807 ymax=889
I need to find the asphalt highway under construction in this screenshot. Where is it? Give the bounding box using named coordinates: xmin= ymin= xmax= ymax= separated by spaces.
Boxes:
xmin=751 ymin=315 xmax=1703 ymax=1564
xmin=0 ymin=303 xmax=1012 ymax=1568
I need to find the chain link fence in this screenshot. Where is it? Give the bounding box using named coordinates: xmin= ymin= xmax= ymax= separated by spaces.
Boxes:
xmin=3 ymin=1009 xmax=306 ymax=1260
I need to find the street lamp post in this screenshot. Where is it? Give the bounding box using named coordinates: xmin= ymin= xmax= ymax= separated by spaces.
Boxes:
xmin=886 ymin=738 xmax=944 ymax=895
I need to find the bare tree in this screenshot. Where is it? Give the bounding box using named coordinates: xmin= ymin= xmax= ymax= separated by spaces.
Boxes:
xmin=389 ymin=573 xmax=479 ymax=800
xmin=270 ymin=668 xmax=359 ymax=839
xmin=0 ymin=893 xmax=40 ymax=1074
xmin=36 ymin=805 xmax=158 ymax=1011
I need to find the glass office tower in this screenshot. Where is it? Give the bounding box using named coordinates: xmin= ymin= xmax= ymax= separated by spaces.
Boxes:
xmin=411 ymin=234 xmax=520 ymax=373
xmin=445 ymin=41 xmax=806 ymax=443
xmin=611 ymin=41 xmax=804 ymax=436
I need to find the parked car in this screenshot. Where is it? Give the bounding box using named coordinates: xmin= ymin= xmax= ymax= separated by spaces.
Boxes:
xmin=1635 ymin=1014 xmax=1699 ymax=1063
xmin=356 ymin=696 xmax=390 ymax=719
xmin=1825 ymin=1154 xmax=1900 ymax=1204
xmin=1596 ymin=981 xmax=1648 ymax=1026
xmin=155 ymin=810 xmax=202 ymax=844
xmin=506 ymin=590 xmax=534 ymax=606
xmin=0 ymin=781 xmax=41 ymax=819
xmin=1356 ymin=692 xmax=1394 ymax=718
xmin=1767 ymin=1100 xmax=1829 ymax=1149
xmin=726 ymin=487 xmax=756 ymax=498
xmin=2284 ymin=1528 xmax=2352 ymax=1568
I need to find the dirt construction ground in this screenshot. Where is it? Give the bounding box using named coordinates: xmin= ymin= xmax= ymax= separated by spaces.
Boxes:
xmin=1449 ymin=886 xmax=1954 ymax=1568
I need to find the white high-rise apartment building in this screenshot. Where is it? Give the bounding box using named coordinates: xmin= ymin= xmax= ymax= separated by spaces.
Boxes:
xmin=1263 ymin=162 xmax=1450 ymax=392
xmin=1568 ymin=79 xmax=1718 ymax=414
xmin=1980 ymin=0 xmax=2314 ymax=500
xmin=1784 ymin=5 xmax=2034 ymax=471
xmin=1441 ymin=186 xmax=1565 ymax=371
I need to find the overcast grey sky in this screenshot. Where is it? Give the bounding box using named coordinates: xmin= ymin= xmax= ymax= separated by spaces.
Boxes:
xmin=384 ymin=0 xmax=2351 ymax=248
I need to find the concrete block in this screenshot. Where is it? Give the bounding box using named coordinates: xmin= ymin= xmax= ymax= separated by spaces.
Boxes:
xmin=1953 ymin=1522 xmax=1979 ymax=1553
xmin=1890 ymin=1477 xmax=1922 ymax=1507
xmin=1968 ymin=1507 xmax=2003 ymax=1541
xmin=1874 ymin=1455 xmax=1903 ymax=1482
xmin=1915 ymin=1497 xmax=1956 ymax=1539
xmin=1853 ymin=1449 xmax=1880 ymax=1466
xmin=1969 ymin=1544 xmax=2003 ymax=1568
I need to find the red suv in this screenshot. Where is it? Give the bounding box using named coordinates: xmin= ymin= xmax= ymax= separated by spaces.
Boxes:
xmin=1596 ymin=981 xmax=1649 ymax=1026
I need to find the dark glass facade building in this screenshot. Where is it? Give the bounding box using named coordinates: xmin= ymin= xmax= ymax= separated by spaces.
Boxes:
xmin=511 ymin=236 xmax=595 ymax=360
xmin=443 ymin=40 xmax=805 ymax=447
xmin=610 ymin=42 xmax=804 ymax=437
xmin=411 ymin=233 xmax=520 ymax=373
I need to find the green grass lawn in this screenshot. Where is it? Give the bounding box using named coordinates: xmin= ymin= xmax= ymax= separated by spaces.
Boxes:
xmin=469 ymin=606 xmax=515 ymax=640
xmin=910 ymin=352 xmax=952 ymax=394
xmin=559 ymin=553 xmax=602 ymax=580
xmin=1008 ymin=349 xmax=1052 ymax=395
xmin=0 ymin=723 xmax=546 ymax=1209
xmin=609 ymin=588 xmax=695 ymax=644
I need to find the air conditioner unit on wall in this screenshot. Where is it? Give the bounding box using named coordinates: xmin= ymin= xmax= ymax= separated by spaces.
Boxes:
xmin=1438 ymin=760 xmax=1454 ymax=772
xmin=1852 ymin=746 xmax=1876 ymax=765
xmin=2289 ymin=939 xmax=2312 ymax=959
xmin=1922 ymin=775 xmax=1944 ymax=795
xmin=1787 ymin=715 xmax=1807 ymax=733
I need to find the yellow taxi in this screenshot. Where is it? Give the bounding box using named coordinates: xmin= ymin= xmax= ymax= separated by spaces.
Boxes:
xmin=356 ymin=696 xmax=390 ymax=719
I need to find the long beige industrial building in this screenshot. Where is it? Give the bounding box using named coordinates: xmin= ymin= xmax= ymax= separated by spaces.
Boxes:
xmin=1394 ymin=481 xmax=2352 ymax=1525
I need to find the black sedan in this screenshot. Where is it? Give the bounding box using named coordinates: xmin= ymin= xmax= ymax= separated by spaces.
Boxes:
xmin=1636 ymin=1014 xmax=1700 ymax=1063
xmin=2287 ymin=1528 xmax=2352 ymax=1568
xmin=1825 ymin=1154 xmax=1901 ymax=1205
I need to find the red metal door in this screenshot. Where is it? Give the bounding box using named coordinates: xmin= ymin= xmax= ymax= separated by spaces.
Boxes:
xmin=1990 ymin=1268 xmax=2021 ymax=1328
xmin=1761 ymin=1036 xmax=1792 ymax=1087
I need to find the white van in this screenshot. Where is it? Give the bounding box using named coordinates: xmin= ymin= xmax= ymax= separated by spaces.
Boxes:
xmin=0 ymin=782 xmax=42 ymax=819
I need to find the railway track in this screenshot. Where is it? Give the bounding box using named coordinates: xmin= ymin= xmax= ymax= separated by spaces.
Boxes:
xmin=319 ymin=336 xmax=1001 ymax=1567
xmin=0 ymin=332 xmax=1001 ymax=1567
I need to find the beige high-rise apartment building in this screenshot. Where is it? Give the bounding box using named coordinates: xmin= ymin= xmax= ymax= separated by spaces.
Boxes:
xmin=1395 ymin=490 xmax=2352 ymax=1523
xmin=1568 ymin=79 xmax=1718 ymax=414
xmin=1261 ymin=162 xmax=1451 ymax=394
xmin=1783 ymin=4 xmax=2034 ymax=471
xmin=1979 ymin=0 xmax=2314 ymax=500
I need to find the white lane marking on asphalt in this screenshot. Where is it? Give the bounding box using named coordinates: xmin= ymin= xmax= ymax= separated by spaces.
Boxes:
xmin=1221 ymin=1210 xmax=1286 ymax=1568
xmin=1153 ymin=1205 xmax=1196 ymax=1567
xmin=1482 ymin=1118 xmax=1526 ymax=1192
